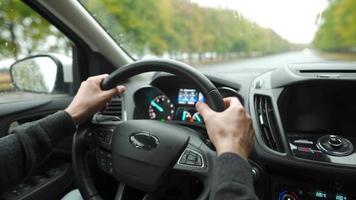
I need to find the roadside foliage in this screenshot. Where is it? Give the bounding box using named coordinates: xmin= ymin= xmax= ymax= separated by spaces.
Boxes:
xmin=1 ymin=0 xmax=355 ymax=93
xmin=313 ymin=0 xmax=356 ymax=52
xmin=80 ymin=0 xmax=292 ymax=61
xmin=0 ymin=0 xmax=71 ymax=92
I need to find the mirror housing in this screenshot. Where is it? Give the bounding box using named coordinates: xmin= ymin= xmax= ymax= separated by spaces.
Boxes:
xmin=10 ymin=55 xmax=64 ymax=93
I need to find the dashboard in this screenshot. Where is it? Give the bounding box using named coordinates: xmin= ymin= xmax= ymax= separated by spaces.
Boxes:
xmin=115 ymin=62 xmax=356 ymax=200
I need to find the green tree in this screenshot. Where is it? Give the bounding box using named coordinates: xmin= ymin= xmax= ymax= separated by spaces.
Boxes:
xmin=81 ymin=0 xmax=291 ymax=61
xmin=0 ymin=0 xmax=71 ymax=60
xmin=313 ymin=0 xmax=356 ymax=51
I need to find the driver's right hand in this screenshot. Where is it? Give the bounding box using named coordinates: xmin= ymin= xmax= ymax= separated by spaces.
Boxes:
xmin=196 ymin=97 xmax=255 ymax=159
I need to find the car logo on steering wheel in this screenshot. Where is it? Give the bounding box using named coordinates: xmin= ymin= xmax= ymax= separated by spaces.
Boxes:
xmin=129 ymin=131 xmax=159 ymax=151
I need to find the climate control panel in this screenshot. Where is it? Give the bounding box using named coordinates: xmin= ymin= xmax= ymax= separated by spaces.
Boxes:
xmin=276 ymin=188 xmax=351 ymax=200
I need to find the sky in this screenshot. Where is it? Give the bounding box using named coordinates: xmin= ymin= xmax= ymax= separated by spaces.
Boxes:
xmin=191 ymin=0 xmax=328 ymax=44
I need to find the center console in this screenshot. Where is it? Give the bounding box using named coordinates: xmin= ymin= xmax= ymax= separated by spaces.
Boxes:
xmin=249 ymin=63 xmax=356 ymax=200
xmin=272 ymin=81 xmax=356 ymax=200
xmin=278 ymin=82 xmax=356 ymax=166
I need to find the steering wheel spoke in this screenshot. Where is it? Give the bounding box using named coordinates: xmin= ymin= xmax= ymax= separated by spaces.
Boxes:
xmin=95 ymin=148 xmax=114 ymax=175
xmin=84 ymin=125 xmax=116 ymax=175
xmin=86 ymin=125 xmax=115 ymax=150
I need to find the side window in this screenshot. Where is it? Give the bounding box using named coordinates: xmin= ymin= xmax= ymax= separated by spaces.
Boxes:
xmin=0 ymin=1 xmax=73 ymax=102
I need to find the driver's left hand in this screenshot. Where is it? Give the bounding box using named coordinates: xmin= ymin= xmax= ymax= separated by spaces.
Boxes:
xmin=65 ymin=74 xmax=126 ymax=125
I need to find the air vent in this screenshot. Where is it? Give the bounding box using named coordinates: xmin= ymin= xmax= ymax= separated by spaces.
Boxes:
xmin=100 ymin=95 xmax=123 ymax=119
xmin=254 ymin=95 xmax=284 ymax=152
xmin=299 ymin=69 xmax=356 ymax=73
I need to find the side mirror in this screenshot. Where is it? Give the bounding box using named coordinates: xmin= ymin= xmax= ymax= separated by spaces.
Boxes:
xmin=10 ymin=55 xmax=64 ymax=93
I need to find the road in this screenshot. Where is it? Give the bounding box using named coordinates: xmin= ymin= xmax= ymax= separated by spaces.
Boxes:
xmin=196 ymin=50 xmax=330 ymax=74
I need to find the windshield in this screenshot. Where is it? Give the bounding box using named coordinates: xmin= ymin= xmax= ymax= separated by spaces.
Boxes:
xmin=80 ymin=0 xmax=356 ymax=66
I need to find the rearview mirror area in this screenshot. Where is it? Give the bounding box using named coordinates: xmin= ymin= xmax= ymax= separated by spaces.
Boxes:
xmin=10 ymin=55 xmax=63 ymax=93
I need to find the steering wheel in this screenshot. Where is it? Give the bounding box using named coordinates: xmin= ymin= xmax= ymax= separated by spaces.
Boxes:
xmin=73 ymin=59 xmax=225 ymax=200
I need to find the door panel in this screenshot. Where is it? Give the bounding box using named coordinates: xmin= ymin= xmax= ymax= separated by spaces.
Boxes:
xmin=0 ymin=164 xmax=73 ymax=200
xmin=0 ymin=95 xmax=73 ymax=135
xmin=0 ymin=94 xmax=75 ymax=199
xmin=0 ymin=0 xmax=79 ymax=199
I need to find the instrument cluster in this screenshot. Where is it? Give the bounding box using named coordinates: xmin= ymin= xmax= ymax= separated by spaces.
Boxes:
xmin=133 ymin=85 xmax=243 ymax=126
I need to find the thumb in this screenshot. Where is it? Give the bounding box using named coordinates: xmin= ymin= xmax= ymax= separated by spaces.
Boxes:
xmin=196 ymin=101 xmax=214 ymax=119
xmin=101 ymin=85 xmax=126 ymax=99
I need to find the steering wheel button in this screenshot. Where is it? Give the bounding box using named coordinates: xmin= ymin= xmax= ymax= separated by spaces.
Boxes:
xmin=195 ymin=157 xmax=202 ymax=166
xmin=186 ymin=160 xmax=196 ymax=165
xmin=187 ymin=154 xmax=197 ymax=161
xmin=178 ymin=149 xmax=205 ymax=167
xmin=179 ymin=156 xmax=187 ymax=164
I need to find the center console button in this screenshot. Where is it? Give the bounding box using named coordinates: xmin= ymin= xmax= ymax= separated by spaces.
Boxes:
xmin=317 ymin=135 xmax=353 ymax=156
xmin=328 ymin=136 xmax=342 ymax=148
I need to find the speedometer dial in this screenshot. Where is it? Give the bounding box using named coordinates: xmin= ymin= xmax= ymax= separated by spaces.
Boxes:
xmin=148 ymin=95 xmax=175 ymax=121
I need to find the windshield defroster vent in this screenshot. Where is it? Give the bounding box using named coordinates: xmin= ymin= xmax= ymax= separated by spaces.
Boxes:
xmin=254 ymin=95 xmax=284 ymax=153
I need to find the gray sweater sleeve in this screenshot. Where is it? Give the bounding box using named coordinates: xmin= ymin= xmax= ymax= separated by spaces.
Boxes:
xmin=0 ymin=111 xmax=76 ymax=191
xmin=210 ymin=153 xmax=258 ymax=200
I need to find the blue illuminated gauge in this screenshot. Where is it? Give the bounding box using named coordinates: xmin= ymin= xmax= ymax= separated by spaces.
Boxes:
xmin=148 ymin=95 xmax=175 ymax=121
xmin=315 ymin=191 xmax=327 ymax=199
xmin=181 ymin=111 xmax=192 ymax=122
xmin=181 ymin=111 xmax=203 ymax=124
xmin=335 ymin=193 xmax=348 ymax=200
xmin=192 ymin=112 xmax=203 ymax=123
xmin=278 ymin=190 xmax=299 ymax=200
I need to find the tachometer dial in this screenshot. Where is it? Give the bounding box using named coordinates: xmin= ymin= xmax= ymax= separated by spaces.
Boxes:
xmin=148 ymin=95 xmax=175 ymax=121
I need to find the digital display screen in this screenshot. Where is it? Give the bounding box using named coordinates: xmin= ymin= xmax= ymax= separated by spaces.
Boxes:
xmin=276 ymin=187 xmax=352 ymax=200
xmin=177 ymin=88 xmax=205 ymax=105
xmin=175 ymin=107 xmax=204 ymax=124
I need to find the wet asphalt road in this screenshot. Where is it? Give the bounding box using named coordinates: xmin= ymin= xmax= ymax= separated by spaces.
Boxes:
xmin=197 ymin=50 xmax=330 ymax=74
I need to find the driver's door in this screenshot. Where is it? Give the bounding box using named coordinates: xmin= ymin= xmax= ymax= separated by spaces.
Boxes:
xmin=0 ymin=1 xmax=76 ymax=199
